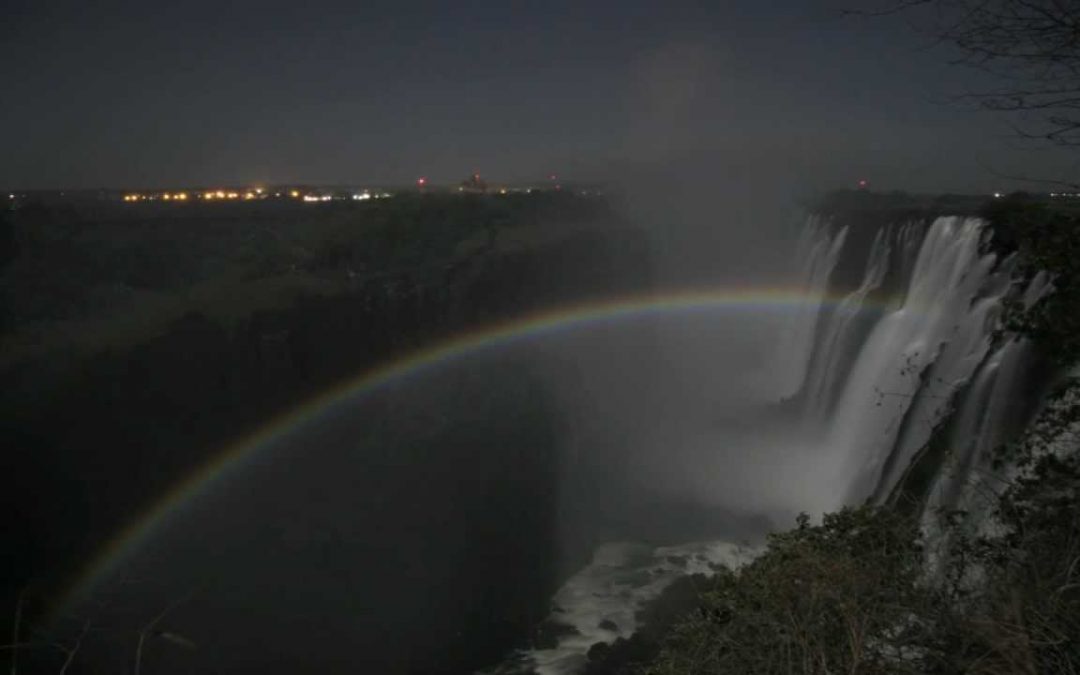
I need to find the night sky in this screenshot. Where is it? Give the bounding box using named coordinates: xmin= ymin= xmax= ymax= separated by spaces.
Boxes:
xmin=2 ymin=0 xmax=1075 ymax=191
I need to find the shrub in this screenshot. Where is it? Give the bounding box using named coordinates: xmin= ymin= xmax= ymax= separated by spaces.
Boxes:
xmin=648 ymin=435 xmax=1080 ymax=674
xmin=649 ymin=507 xmax=931 ymax=674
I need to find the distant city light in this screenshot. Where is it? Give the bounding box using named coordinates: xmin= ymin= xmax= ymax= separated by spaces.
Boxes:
xmin=858 ymin=179 xmax=868 ymax=189
xmin=993 ymin=192 xmax=1003 ymax=198
xmin=113 ymin=180 xmax=541 ymax=206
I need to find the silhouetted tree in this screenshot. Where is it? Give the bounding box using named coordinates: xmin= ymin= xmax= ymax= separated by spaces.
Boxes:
xmin=862 ymin=1 xmax=1080 ymax=151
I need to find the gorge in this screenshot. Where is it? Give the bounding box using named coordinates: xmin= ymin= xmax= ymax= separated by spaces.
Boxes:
xmin=4 ymin=191 xmax=1074 ymax=674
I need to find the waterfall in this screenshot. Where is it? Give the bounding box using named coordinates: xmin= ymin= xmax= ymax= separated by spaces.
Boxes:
xmin=493 ymin=210 xmax=1052 ymax=675
xmin=774 ymin=218 xmax=848 ymax=400
xmin=773 ymin=212 xmax=1057 ymax=518
xmin=808 ymin=217 xmax=1013 ymax=506
xmin=921 ymin=271 xmax=1051 ymax=520
xmin=800 ymin=226 xmax=893 ymax=421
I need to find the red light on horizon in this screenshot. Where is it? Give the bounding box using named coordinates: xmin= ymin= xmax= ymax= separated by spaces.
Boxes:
xmin=417 ymin=177 xmax=427 ymax=186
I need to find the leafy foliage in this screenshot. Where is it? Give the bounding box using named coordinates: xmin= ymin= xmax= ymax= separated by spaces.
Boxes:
xmin=648 ymin=507 xmax=933 ymax=675
xmin=937 ymin=442 xmax=1080 ymax=673
xmin=647 ymin=457 xmax=1080 ymax=674
xmin=984 ymin=193 xmax=1080 ymax=364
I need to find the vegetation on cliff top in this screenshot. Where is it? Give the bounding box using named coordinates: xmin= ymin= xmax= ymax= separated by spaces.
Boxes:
xmin=985 ymin=193 xmax=1080 ymax=365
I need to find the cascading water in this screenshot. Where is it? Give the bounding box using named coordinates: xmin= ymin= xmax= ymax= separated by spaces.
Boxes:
xmin=800 ymin=226 xmax=892 ymax=420
xmin=774 ymin=218 xmax=848 ymax=400
xmin=796 ymin=216 xmax=1024 ymax=509
xmin=919 ymin=272 xmax=1050 ymax=525
xmin=495 ymin=211 xmax=1048 ymax=675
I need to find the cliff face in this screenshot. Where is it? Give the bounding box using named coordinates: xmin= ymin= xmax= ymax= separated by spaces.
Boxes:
xmin=2 ymin=200 xmax=654 ymax=673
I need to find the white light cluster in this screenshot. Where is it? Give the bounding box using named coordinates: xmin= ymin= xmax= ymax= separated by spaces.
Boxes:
xmin=351 ymin=190 xmax=392 ymax=200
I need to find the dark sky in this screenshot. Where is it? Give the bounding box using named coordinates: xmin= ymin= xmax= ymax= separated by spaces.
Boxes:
xmin=2 ymin=0 xmax=1075 ymax=191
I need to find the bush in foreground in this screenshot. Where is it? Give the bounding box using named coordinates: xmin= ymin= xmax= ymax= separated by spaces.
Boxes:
xmin=646 ymin=427 xmax=1080 ymax=674
xmin=648 ymin=507 xmax=930 ymax=674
